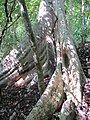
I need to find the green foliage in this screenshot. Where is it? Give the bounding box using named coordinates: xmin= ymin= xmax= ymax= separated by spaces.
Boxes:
xmin=0 ymin=0 xmax=40 ymax=58
xmin=26 ymin=0 xmax=40 ymax=22
xmin=0 ymin=0 xmax=90 ymax=58
xmin=64 ymin=0 xmax=90 ymax=43
xmin=0 ymin=2 xmax=5 ymax=25
xmin=53 ymin=112 xmax=61 ymax=118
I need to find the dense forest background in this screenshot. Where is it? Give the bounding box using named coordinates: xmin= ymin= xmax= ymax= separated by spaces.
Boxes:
xmin=0 ymin=0 xmax=90 ymax=120
xmin=0 ymin=0 xmax=40 ymax=58
xmin=0 ymin=0 xmax=90 ymax=59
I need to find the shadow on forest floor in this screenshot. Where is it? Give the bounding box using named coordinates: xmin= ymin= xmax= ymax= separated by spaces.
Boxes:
xmin=0 ymin=42 xmax=90 ymax=120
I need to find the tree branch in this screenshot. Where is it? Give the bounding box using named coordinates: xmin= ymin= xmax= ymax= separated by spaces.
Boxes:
xmin=9 ymin=0 xmax=16 ymax=22
xmin=4 ymin=0 xmax=9 ymax=22
xmin=0 ymin=0 xmax=17 ymax=45
xmin=7 ymin=15 xmax=20 ymax=29
xmin=18 ymin=0 xmax=45 ymax=95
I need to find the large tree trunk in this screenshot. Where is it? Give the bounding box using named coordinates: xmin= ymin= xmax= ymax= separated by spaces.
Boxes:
xmin=55 ymin=0 xmax=86 ymax=105
xmin=26 ymin=70 xmax=64 ymax=120
xmin=26 ymin=0 xmax=85 ymax=119
xmin=81 ymin=0 xmax=86 ymax=43
xmin=25 ymin=0 xmax=86 ymax=120
xmin=0 ymin=0 xmax=55 ymax=87
xmin=54 ymin=0 xmax=86 ymax=119
xmin=0 ymin=0 xmax=86 ymax=120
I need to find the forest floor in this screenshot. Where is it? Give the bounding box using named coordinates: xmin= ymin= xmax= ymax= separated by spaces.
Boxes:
xmin=73 ymin=43 xmax=90 ymax=120
xmin=0 ymin=82 xmax=40 ymax=120
xmin=0 ymin=76 xmax=50 ymax=120
xmin=0 ymin=43 xmax=90 ymax=120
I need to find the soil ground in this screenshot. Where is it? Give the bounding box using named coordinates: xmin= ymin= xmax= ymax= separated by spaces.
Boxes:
xmin=0 ymin=84 xmax=40 ymax=120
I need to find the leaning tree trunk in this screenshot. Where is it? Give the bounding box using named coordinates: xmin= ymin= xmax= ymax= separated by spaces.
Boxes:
xmin=0 ymin=0 xmax=55 ymax=87
xmin=0 ymin=0 xmax=86 ymax=120
xmin=25 ymin=0 xmax=86 ymax=120
xmin=18 ymin=0 xmax=45 ymax=95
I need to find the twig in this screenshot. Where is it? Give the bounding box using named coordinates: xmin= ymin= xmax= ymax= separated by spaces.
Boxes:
xmin=0 ymin=0 xmax=17 ymax=45
xmin=7 ymin=15 xmax=21 ymax=29
xmin=4 ymin=0 xmax=9 ymax=22
xmin=9 ymin=0 xmax=16 ymax=22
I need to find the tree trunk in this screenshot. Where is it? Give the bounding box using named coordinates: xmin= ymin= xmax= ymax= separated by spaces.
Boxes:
xmin=55 ymin=0 xmax=86 ymax=105
xmin=25 ymin=0 xmax=86 ymax=120
xmin=68 ymin=0 xmax=72 ymax=35
xmin=0 ymin=0 xmax=56 ymax=87
xmin=18 ymin=0 xmax=45 ymax=95
xmin=0 ymin=0 xmax=64 ymax=119
xmin=81 ymin=0 xmax=86 ymax=43
xmin=0 ymin=0 xmax=86 ymax=120
xmin=26 ymin=70 xmax=64 ymax=120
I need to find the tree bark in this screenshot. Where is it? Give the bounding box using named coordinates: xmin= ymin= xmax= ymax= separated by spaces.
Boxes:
xmin=68 ymin=0 xmax=72 ymax=35
xmin=0 ymin=39 xmax=47 ymax=86
xmin=59 ymin=99 xmax=76 ymax=120
xmin=55 ymin=0 xmax=86 ymax=105
xmin=18 ymin=0 xmax=45 ymax=95
xmin=0 ymin=0 xmax=56 ymax=87
xmin=26 ymin=70 xmax=64 ymax=120
xmin=81 ymin=0 xmax=86 ymax=43
xmin=0 ymin=0 xmax=86 ymax=120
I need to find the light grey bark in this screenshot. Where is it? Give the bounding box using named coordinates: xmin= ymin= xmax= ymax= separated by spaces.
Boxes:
xmin=68 ymin=0 xmax=72 ymax=35
xmin=25 ymin=1 xmax=65 ymax=120
xmin=0 ymin=0 xmax=59 ymax=118
xmin=81 ymin=0 xmax=86 ymax=42
xmin=59 ymin=100 xmax=76 ymax=120
xmin=18 ymin=0 xmax=45 ymax=95
xmin=55 ymin=0 xmax=86 ymax=105
xmin=0 ymin=0 xmax=56 ymax=87
xmin=26 ymin=70 xmax=64 ymax=120
xmin=0 ymin=0 xmax=86 ymax=120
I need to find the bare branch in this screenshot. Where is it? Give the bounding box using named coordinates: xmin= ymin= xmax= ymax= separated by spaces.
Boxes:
xmin=4 ymin=0 xmax=9 ymax=22
xmin=7 ymin=15 xmax=20 ymax=29
xmin=0 ymin=15 xmax=20 ymax=45
xmin=9 ymin=0 xmax=16 ymax=22
xmin=0 ymin=0 xmax=18 ymax=45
